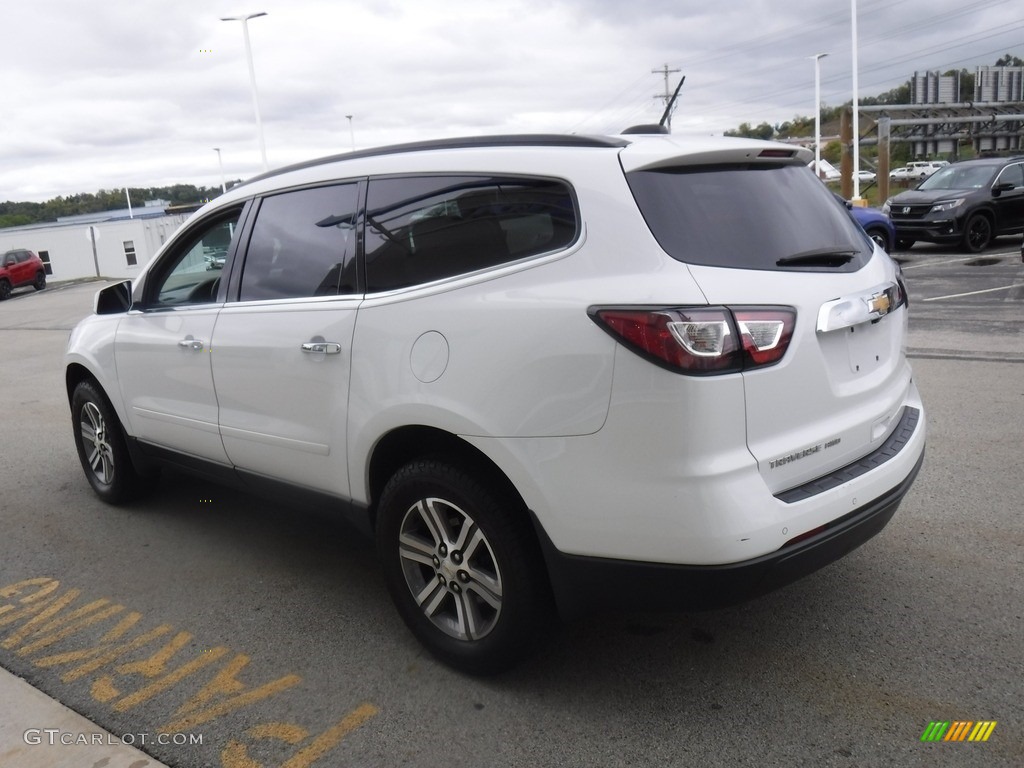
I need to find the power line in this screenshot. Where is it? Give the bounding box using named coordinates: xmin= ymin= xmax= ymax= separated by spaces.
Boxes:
xmin=571 ymin=0 xmax=1018 ymax=133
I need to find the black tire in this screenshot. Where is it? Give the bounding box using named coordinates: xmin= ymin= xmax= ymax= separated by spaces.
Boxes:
xmin=865 ymin=226 xmax=891 ymax=252
xmin=962 ymin=213 xmax=992 ymax=253
xmin=895 ymin=238 xmax=915 ymax=251
xmin=376 ymin=458 xmax=553 ymax=675
xmin=0 ymin=279 xmax=10 ymax=300
xmin=33 ymin=271 xmax=46 ymax=291
xmin=71 ymin=380 xmax=158 ymax=504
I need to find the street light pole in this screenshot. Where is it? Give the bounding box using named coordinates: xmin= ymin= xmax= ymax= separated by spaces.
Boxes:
xmin=221 ymin=12 xmax=269 ymax=171
xmin=811 ymin=53 xmax=829 ymax=180
xmin=851 ymin=0 xmax=861 ymax=200
xmin=213 ymin=147 xmax=227 ymax=193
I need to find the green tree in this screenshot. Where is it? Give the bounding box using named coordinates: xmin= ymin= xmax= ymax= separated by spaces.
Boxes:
xmin=942 ymin=69 xmax=974 ymax=101
xmin=725 ymin=121 xmax=774 ymax=140
xmin=823 ymin=140 xmax=842 ymax=164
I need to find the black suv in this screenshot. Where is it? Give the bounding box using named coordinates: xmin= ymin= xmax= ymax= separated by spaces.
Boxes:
xmin=883 ymin=156 xmax=1024 ymax=252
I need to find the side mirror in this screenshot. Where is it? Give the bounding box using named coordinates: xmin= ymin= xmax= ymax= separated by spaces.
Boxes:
xmin=992 ymin=182 xmax=1015 ymax=196
xmin=94 ymin=280 xmax=132 ymax=315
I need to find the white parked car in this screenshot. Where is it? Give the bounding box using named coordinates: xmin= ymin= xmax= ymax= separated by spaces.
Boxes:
xmin=65 ymin=132 xmax=926 ymax=673
xmin=890 ymin=166 xmax=919 ymax=181
xmin=891 ymin=161 xmax=947 ymax=181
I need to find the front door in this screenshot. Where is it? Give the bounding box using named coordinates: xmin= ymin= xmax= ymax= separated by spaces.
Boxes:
xmin=114 ymin=208 xmax=243 ymax=463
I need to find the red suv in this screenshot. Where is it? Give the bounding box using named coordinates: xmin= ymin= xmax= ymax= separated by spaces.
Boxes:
xmin=0 ymin=249 xmax=47 ymax=299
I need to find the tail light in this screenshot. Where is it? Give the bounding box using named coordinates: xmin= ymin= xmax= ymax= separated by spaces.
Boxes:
xmin=590 ymin=306 xmax=795 ymax=375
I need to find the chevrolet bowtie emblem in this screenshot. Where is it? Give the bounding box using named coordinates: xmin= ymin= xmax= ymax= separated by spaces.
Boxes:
xmin=868 ymin=293 xmax=891 ymax=316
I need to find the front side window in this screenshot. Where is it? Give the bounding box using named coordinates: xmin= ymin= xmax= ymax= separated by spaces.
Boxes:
xmin=626 ymin=163 xmax=871 ymax=272
xmin=364 ymin=175 xmax=577 ymax=292
xmin=150 ymin=210 xmax=242 ymax=307
xmin=995 ymin=163 xmax=1024 ymax=189
xmin=239 ymin=183 xmax=359 ymax=301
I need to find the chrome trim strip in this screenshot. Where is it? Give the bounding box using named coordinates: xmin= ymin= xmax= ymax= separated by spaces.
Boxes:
xmin=816 ymin=281 xmax=901 ymax=333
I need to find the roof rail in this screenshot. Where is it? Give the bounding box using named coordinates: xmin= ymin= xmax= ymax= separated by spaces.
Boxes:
xmin=239 ymin=134 xmax=629 ymax=188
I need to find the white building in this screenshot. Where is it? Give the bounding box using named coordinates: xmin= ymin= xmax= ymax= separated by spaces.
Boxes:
xmin=0 ymin=206 xmax=191 ymax=282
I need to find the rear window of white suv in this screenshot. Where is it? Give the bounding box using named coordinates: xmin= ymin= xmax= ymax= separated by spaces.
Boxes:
xmin=627 ymin=163 xmax=872 ymax=272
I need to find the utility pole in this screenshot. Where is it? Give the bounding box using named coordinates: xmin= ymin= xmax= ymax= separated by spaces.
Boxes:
xmin=653 ymin=63 xmax=682 ymax=131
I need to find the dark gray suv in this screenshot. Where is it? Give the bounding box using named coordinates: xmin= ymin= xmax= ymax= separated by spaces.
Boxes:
xmin=883 ymin=156 xmax=1024 ymax=252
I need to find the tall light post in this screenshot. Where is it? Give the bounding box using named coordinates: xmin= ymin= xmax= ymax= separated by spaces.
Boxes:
xmin=810 ymin=53 xmax=829 ymax=179
xmin=851 ymin=0 xmax=861 ymax=200
xmin=221 ymin=12 xmax=269 ymax=171
xmin=213 ymin=147 xmax=227 ymax=193
xmin=346 ymin=114 xmax=355 ymax=152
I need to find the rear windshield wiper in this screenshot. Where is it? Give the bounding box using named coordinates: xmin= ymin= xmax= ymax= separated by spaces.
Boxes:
xmin=776 ymin=247 xmax=858 ymax=268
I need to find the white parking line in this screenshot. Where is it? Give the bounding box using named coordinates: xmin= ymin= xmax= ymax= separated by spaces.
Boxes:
xmin=900 ymin=256 xmax=975 ymax=270
xmin=921 ymin=283 xmax=1021 ymax=302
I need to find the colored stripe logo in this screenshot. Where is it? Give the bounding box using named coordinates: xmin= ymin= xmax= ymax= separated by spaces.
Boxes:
xmin=920 ymin=721 xmax=997 ymax=742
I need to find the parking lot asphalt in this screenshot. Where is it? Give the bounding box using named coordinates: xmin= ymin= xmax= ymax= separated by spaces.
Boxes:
xmin=1 ymin=244 xmax=1022 ymax=768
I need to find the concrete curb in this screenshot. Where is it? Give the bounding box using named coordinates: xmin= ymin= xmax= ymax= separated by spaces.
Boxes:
xmin=0 ymin=667 xmax=171 ymax=768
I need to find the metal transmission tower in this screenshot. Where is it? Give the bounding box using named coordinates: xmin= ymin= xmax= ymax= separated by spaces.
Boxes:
xmin=653 ymin=64 xmax=682 ymax=131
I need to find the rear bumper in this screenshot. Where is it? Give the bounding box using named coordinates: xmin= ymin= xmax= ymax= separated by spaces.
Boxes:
xmin=535 ymin=444 xmax=924 ymax=620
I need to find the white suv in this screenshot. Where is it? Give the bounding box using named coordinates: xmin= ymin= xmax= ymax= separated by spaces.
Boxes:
xmin=65 ymin=133 xmax=926 ymax=673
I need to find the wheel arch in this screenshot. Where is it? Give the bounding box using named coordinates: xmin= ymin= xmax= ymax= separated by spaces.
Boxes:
xmin=967 ymin=206 xmax=996 ymax=226
xmin=864 ymin=224 xmax=892 ymax=251
xmin=66 ymin=362 xmax=99 ymax=405
xmin=66 ymin=363 xmax=158 ymax=480
xmin=366 ymin=425 xmax=529 ymax=532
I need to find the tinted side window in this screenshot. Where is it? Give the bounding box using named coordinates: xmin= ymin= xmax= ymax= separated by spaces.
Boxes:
xmin=364 ymin=176 xmax=577 ymax=292
xmin=626 ymin=164 xmax=871 ymax=272
xmin=240 ymin=183 xmax=359 ymax=301
xmin=996 ymin=163 xmax=1024 ymax=189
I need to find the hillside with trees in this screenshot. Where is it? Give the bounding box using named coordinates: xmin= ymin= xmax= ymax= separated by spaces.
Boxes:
xmin=0 ymin=184 xmax=233 ymax=229
xmin=723 ymin=54 xmax=1023 ymax=166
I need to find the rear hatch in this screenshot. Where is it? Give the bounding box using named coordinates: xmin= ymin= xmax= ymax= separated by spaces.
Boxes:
xmin=621 ymin=140 xmax=912 ymax=494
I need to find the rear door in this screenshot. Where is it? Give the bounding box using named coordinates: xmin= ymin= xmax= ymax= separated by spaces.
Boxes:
xmin=992 ymin=162 xmax=1024 ymax=233
xmin=211 ymin=182 xmax=361 ymax=496
xmin=623 ymin=154 xmax=911 ymax=493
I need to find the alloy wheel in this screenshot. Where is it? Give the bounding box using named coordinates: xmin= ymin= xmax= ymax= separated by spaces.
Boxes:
xmin=79 ymin=401 xmax=115 ymax=485
xmin=397 ymin=496 xmax=503 ymax=641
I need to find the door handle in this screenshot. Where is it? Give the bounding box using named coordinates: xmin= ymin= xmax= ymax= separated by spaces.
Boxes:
xmin=301 ymin=342 xmax=342 ymax=355
xmin=178 ymin=338 xmax=205 ymax=351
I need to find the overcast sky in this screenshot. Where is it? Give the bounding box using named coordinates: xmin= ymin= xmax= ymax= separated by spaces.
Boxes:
xmin=2 ymin=0 xmax=1021 ymax=202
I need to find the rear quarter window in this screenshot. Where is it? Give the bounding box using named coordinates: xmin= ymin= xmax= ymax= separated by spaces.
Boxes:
xmin=364 ymin=175 xmax=578 ymax=292
xmin=626 ymin=163 xmax=871 ymax=271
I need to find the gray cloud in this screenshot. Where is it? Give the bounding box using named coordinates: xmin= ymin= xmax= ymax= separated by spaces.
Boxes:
xmin=1 ymin=0 xmax=1020 ymax=201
